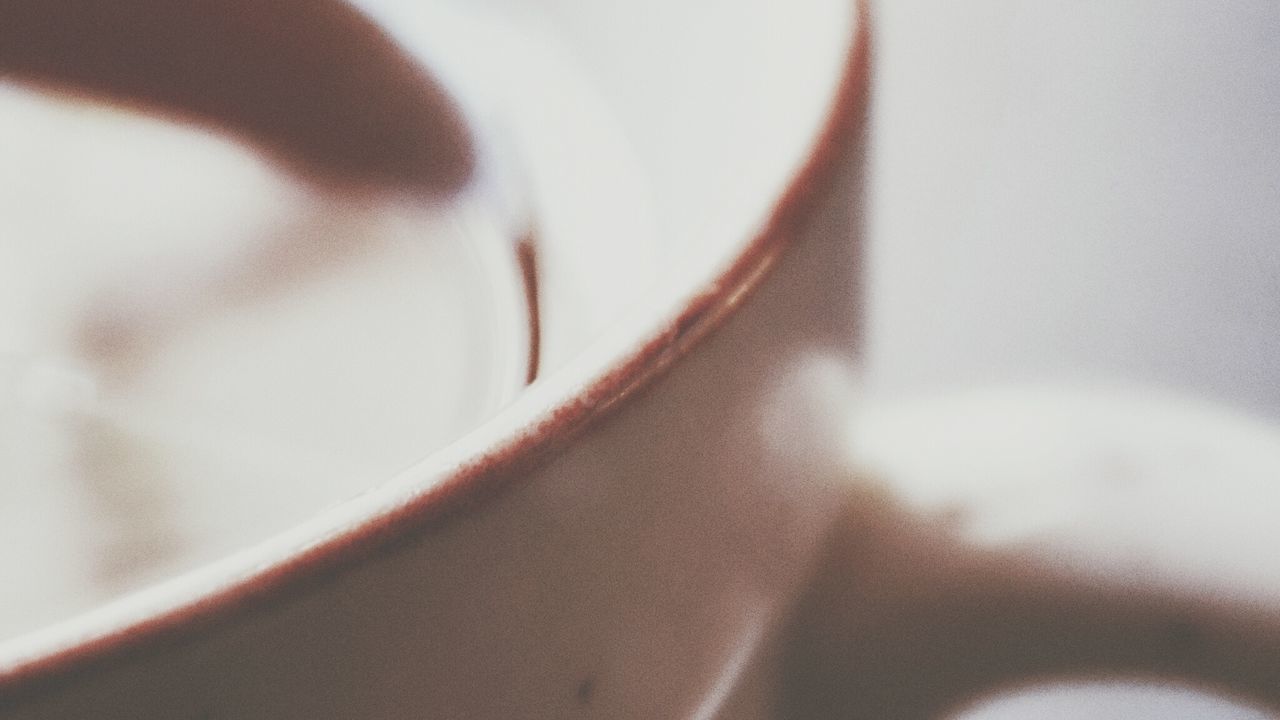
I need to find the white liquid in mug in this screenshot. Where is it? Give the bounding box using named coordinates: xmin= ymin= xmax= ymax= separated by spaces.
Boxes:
xmin=0 ymin=84 xmax=530 ymax=642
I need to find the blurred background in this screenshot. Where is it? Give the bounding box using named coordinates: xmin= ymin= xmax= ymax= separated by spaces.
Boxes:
xmin=865 ymin=0 xmax=1280 ymax=413
xmin=863 ymin=0 xmax=1279 ymax=717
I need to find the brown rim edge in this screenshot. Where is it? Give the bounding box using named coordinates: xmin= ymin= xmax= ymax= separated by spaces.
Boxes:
xmin=0 ymin=0 xmax=873 ymax=701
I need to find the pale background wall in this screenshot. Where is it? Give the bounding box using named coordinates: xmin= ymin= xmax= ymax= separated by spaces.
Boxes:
xmin=864 ymin=0 xmax=1280 ymax=417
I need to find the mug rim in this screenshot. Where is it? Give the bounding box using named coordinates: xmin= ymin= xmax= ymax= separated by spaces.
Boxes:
xmin=0 ymin=0 xmax=870 ymax=693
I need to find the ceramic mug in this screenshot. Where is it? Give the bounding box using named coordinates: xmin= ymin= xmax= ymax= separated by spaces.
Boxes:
xmin=2 ymin=1 xmax=1280 ymax=718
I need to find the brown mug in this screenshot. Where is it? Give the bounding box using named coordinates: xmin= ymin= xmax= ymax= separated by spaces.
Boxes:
xmin=2 ymin=1 xmax=1280 ymax=718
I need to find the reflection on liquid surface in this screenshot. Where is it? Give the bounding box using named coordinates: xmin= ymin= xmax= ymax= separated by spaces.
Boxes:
xmin=0 ymin=85 xmax=527 ymax=642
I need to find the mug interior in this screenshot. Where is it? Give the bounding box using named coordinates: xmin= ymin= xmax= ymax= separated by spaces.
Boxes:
xmin=0 ymin=0 xmax=860 ymax=674
xmin=0 ymin=83 xmax=531 ymax=640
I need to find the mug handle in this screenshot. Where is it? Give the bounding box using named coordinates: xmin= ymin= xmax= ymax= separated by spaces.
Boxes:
xmin=776 ymin=389 xmax=1280 ymax=718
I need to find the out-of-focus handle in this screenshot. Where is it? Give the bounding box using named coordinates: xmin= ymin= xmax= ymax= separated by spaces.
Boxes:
xmin=0 ymin=0 xmax=472 ymax=192
xmin=774 ymin=387 xmax=1280 ymax=718
xmin=778 ymin=500 xmax=1280 ymax=718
